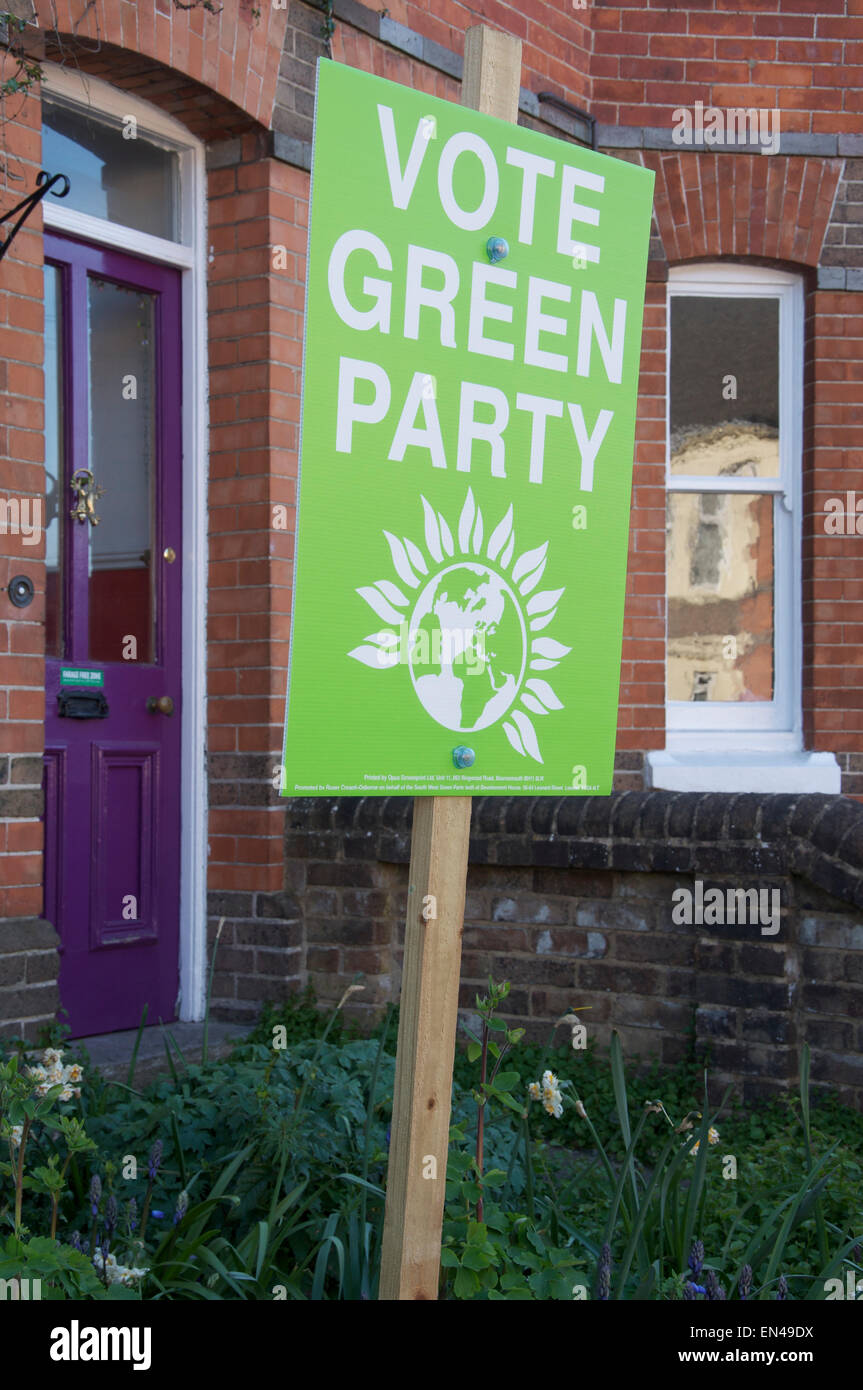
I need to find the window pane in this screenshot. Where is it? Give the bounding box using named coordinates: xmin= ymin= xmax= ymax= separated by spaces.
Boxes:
xmin=669 ymin=296 xmax=779 ymax=477
xmin=667 ymin=492 xmax=774 ymax=702
xmin=87 ymin=276 xmax=155 ymax=663
xmin=44 ymin=264 xmax=64 ymax=658
xmin=42 ymin=97 xmax=179 ymax=241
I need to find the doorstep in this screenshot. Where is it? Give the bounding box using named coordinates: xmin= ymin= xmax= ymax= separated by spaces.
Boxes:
xmin=71 ymin=1021 xmax=249 ymax=1089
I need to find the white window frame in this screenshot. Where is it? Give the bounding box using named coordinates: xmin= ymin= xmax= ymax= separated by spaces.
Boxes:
xmin=647 ymin=262 xmax=839 ymax=794
xmin=41 ymin=63 xmax=210 ymax=1019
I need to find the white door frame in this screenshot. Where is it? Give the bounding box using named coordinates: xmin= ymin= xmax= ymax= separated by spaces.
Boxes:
xmin=41 ymin=63 xmax=209 ymax=1021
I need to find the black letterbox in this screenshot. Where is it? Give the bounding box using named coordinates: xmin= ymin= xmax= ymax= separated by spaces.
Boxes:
xmin=58 ymin=689 xmax=109 ymax=719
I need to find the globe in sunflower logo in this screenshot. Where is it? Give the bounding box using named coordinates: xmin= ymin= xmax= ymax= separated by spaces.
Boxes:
xmin=348 ymin=490 xmax=570 ymax=764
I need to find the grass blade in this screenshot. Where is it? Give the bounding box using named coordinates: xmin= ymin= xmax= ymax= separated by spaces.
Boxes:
xmin=126 ymin=1004 xmax=148 ymax=1090
xmin=202 ymin=918 xmax=225 ymax=1067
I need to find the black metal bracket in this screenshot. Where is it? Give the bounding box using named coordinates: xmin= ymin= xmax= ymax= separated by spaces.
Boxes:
xmin=0 ymin=170 xmax=70 ymax=263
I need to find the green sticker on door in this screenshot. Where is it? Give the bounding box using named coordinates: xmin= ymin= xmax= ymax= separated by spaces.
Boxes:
xmin=60 ymin=668 xmax=104 ymax=688
xmin=281 ymin=61 xmax=655 ymax=797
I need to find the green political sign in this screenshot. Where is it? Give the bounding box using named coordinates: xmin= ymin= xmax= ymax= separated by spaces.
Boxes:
xmin=281 ymin=60 xmax=654 ymax=798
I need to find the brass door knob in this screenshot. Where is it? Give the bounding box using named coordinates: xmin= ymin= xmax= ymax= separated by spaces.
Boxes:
xmin=147 ymin=695 xmax=174 ymax=716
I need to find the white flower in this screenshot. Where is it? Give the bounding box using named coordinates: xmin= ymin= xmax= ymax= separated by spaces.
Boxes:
xmin=528 ymin=1072 xmax=563 ymax=1118
xmin=690 ymin=1126 xmax=720 ymax=1157
xmin=93 ymin=1251 xmax=148 ymax=1286
xmin=538 ymin=1069 xmax=563 ymax=1119
xmin=25 ymin=1053 xmax=83 ymax=1100
xmin=8 ymin=1124 xmax=23 ymax=1149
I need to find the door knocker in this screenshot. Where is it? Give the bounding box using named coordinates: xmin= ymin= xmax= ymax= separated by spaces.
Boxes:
xmin=69 ymin=469 xmax=106 ymax=526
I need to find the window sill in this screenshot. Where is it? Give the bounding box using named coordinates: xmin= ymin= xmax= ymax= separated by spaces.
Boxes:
xmin=645 ymin=750 xmax=841 ymax=794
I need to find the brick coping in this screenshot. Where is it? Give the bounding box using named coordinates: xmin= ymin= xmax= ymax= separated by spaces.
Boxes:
xmin=284 ymin=792 xmax=863 ymax=910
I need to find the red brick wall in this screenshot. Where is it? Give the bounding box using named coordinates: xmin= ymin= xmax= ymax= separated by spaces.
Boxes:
xmin=334 ymin=19 xmax=461 ymax=100
xmin=206 ymin=137 xmax=305 ymax=900
xmin=0 ymin=87 xmax=46 ymax=921
xmin=358 ymin=0 xmax=592 ymax=105
xmin=591 ymin=0 xmax=862 ymax=134
xmin=620 ymin=279 xmax=667 ymax=761
xmin=805 ymin=290 xmax=863 ymax=792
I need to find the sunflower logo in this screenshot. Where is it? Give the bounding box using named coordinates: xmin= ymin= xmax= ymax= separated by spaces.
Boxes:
xmin=348 ymin=490 xmax=571 ymax=764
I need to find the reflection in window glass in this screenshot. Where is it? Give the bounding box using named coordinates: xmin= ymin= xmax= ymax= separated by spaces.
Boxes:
xmin=87 ymin=277 xmax=155 ymax=663
xmin=669 ymin=297 xmax=779 ymax=478
xmin=44 ymin=264 xmax=64 ymax=658
xmin=667 ymin=492 xmax=774 ymax=703
xmin=42 ymin=97 xmax=179 ymax=241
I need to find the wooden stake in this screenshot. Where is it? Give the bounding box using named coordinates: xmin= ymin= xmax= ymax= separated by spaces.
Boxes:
xmin=378 ymin=796 xmax=471 ymax=1300
xmin=378 ymin=23 xmax=523 ymax=1303
xmin=461 ymin=23 xmax=522 ymax=122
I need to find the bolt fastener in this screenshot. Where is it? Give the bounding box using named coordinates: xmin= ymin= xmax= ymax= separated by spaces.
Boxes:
xmin=453 ymin=746 xmax=475 ymax=769
xmin=486 ymin=235 xmax=509 ymax=263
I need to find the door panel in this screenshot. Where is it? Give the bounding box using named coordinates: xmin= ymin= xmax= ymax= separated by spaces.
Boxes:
xmin=90 ymin=744 xmax=157 ymax=948
xmin=43 ymin=233 xmax=183 ymax=1037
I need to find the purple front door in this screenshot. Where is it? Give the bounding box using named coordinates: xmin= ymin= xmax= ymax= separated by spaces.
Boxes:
xmin=43 ymin=234 xmax=183 ymax=1037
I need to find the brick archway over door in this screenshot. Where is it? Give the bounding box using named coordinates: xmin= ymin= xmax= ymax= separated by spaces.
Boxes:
xmin=34 ymin=0 xmax=289 ymax=127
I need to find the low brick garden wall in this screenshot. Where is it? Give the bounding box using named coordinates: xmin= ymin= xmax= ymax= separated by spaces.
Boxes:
xmin=208 ymin=791 xmax=863 ymax=1109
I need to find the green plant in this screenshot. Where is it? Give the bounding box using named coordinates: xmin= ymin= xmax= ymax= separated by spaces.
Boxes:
xmin=541 ymin=1035 xmax=861 ymax=1300
xmin=0 ymin=11 xmax=43 ymax=102
xmin=0 ymin=1049 xmax=96 ymax=1237
xmin=463 ymin=978 xmax=525 ymax=1222
xmin=172 ymin=0 xmax=222 ymax=14
xmin=3 ymin=969 xmax=860 ymax=1302
xmin=0 ymin=1232 xmax=135 ymax=1300
xmin=320 ymin=0 xmax=335 ymax=51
